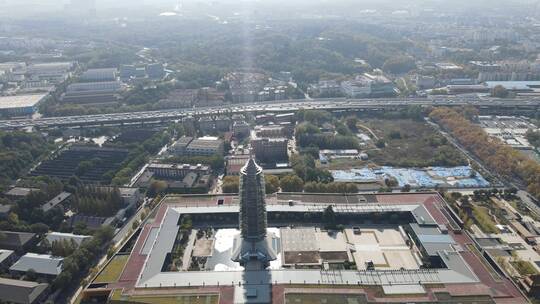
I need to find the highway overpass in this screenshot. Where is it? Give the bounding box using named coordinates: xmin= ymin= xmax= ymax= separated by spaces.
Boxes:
xmin=0 ymin=98 xmax=538 ymax=130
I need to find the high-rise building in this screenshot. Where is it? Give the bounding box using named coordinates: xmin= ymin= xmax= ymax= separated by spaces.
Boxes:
xmin=231 ymin=156 xmax=277 ymax=268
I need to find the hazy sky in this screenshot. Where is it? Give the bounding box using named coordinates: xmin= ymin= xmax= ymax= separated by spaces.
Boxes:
xmin=0 ymin=0 xmax=538 ymax=19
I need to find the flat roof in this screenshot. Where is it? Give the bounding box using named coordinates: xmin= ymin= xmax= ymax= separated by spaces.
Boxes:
xmin=110 ymin=192 xmax=527 ymax=303
xmin=188 ymin=138 xmax=223 ymax=149
xmin=0 ymin=94 xmax=48 ymax=109
xmin=148 ymin=163 xmax=210 ymax=171
xmin=485 ymin=81 xmax=540 ymax=90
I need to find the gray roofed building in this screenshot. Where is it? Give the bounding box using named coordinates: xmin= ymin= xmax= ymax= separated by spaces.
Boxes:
xmin=0 ymin=231 xmax=37 ymax=251
xmin=41 ymin=232 xmax=91 ymax=247
xmin=68 ymin=215 xmax=115 ymax=230
xmin=0 ymin=204 xmax=11 ymax=218
xmin=146 ymin=63 xmax=165 ymax=79
xmin=182 ymin=172 xmax=198 ymax=188
xmin=169 ymin=136 xmax=194 ymax=155
xmin=66 ymin=81 xmax=122 ymax=93
xmin=0 ymin=94 xmax=49 ymax=116
xmin=41 ymin=191 xmax=71 ymax=213
xmin=185 ymin=137 xmax=224 ymax=156
xmin=0 ymin=249 xmax=15 ymax=267
xmin=174 ymin=136 xmax=193 ymax=147
xmin=79 ymin=68 xmax=117 ymax=82
xmin=10 ymin=253 xmax=63 ymax=277
xmin=27 ymin=62 xmax=73 ymax=74
xmin=0 ymin=277 xmax=49 ymax=304
xmin=410 ymin=206 xmax=438 ymax=226
xmin=146 ymin=163 xmax=211 ymax=179
xmin=4 ymin=187 xmax=38 ymax=199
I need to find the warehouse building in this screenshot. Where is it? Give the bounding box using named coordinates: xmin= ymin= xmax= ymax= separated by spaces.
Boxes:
xmin=0 ymin=277 xmax=49 ymax=304
xmin=62 ymin=81 xmax=123 ymax=104
xmin=79 ymin=68 xmax=117 ymax=82
xmin=0 ymin=94 xmax=48 ymax=117
xmin=185 ymin=137 xmax=224 ymax=156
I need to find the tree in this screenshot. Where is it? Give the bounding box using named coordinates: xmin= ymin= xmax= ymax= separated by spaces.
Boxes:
xmin=25 ymin=269 xmax=37 ymax=281
xmin=336 ymin=122 xmax=352 ymax=136
xmin=305 ymin=168 xmax=334 ymax=183
xmin=30 ymin=223 xmax=49 ymax=234
xmin=75 ymin=160 xmax=94 ymax=177
xmin=291 ymin=154 xmax=316 ymax=180
xmin=459 ymin=106 xmax=479 ymax=121
xmin=406 ymin=105 xmax=424 ymax=121
xmin=401 ymin=184 xmax=411 ymax=192
xmin=299 ymin=110 xmax=333 ymax=125
xmin=382 ymin=56 xmax=416 ymax=74
xmin=388 ymin=131 xmax=402 ymax=140
xmin=385 ymin=178 xmax=398 ymax=188
xmin=491 ymin=85 xmax=509 ymax=98
xmin=53 ymin=271 xmax=72 ymax=290
xmin=304 ymin=182 xmax=357 ymax=194
xmin=73 ymin=222 xmax=89 ymax=235
xmin=430 ymin=107 xmax=540 ymax=201
xmin=322 ymin=205 xmax=337 ymax=229
xmin=222 ymin=176 xmax=239 ymax=193
xmin=8 ymin=212 xmax=19 ymax=225
xmin=526 ymin=129 xmax=540 ymax=148
xmin=346 ymin=117 xmax=359 ymax=132
xmin=51 ymin=239 xmax=77 ymax=257
xmin=147 ymin=180 xmax=168 ymax=197
xmin=265 ymin=175 xmax=280 ymax=194
xmin=280 ymin=175 xmax=304 ymax=192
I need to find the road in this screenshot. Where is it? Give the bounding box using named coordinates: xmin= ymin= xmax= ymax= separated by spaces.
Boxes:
xmin=426 ymin=118 xmax=504 ymax=187
xmin=429 ymin=118 xmax=540 ymax=217
xmin=112 ymin=200 xmax=148 ymax=245
xmin=1 ymin=97 xmax=539 ymax=130
xmin=517 ymin=190 xmax=540 ymax=216
xmin=69 ymin=197 xmax=154 ymax=304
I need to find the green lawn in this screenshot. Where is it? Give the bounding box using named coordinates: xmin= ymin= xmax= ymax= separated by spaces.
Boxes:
xmin=94 ymin=255 xmax=129 ymax=283
xmin=285 ymin=294 xmax=365 ymax=304
xmin=361 ymin=119 xmax=466 ymax=167
xmin=511 ymin=260 xmax=539 ymax=276
xmin=114 ymin=295 xmax=219 ymax=304
xmin=472 ymin=206 xmax=498 ymax=234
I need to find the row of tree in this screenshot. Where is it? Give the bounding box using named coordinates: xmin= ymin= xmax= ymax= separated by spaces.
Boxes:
xmin=221 ymin=173 xmax=357 ymax=194
xmin=71 ymin=186 xmax=124 ymax=217
xmin=526 ymin=129 xmax=540 ymax=149
xmin=112 ymin=130 xmax=172 ymax=185
xmin=304 ymin=182 xmax=358 ymax=193
xmin=52 ymin=226 xmax=114 ymax=290
xmin=0 ymin=131 xmax=53 ymax=193
xmin=430 ymin=107 xmax=540 ymax=200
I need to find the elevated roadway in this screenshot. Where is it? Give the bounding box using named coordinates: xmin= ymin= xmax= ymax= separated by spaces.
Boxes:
xmin=0 ymin=97 xmax=538 ymax=130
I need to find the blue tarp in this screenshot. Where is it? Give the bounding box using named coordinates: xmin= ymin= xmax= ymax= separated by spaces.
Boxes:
xmin=331 ymin=166 xmax=490 ymax=188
